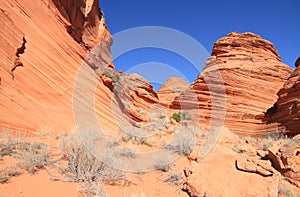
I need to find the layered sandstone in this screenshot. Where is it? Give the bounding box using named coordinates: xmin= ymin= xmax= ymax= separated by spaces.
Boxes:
xmin=0 ymin=0 xmax=116 ymax=133
xmin=51 ymin=0 xmax=107 ymax=49
xmin=265 ymin=58 xmax=300 ymax=136
xmin=268 ymin=136 xmax=300 ymax=187
xmin=113 ymin=73 xmax=158 ymax=123
xmin=189 ymin=32 xmax=293 ymax=136
xmin=182 ymin=127 xmax=281 ymax=196
xmin=157 ymin=78 xmax=190 ymax=106
xmin=0 ymin=1 xmax=296 ymax=140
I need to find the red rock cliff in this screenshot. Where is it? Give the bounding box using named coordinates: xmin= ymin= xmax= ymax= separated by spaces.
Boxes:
xmin=0 ymin=0 xmax=116 ymax=133
xmin=51 ymin=0 xmax=106 ymax=49
xmin=190 ymin=32 xmax=293 ymax=136
xmin=265 ymin=57 xmax=300 ymax=136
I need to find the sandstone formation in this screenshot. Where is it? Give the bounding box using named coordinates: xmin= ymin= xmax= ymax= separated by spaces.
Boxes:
xmin=182 ymin=127 xmax=282 ymax=197
xmin=2 ymin=1 xmax=300 ymax=197
xmin=1 ymin=0 xmax=293 ymax=138
xmin=268 ymin=136 xmax=300 ymax=187
xmin=265 ymin=59 xmax=300 ymax=136
xmin=157 ymin=78 xmax=190 ymax=105
xmin=0 ymin=0 xmax=116 ymax=133
xmin=188 ymin=32 xmax=293 ymax=136
xmin=51 ymin=0 xmax=107 ymax=49
xmin=113 ymin=73 xmax=158 ymax=123
xmin=295 ymin=56 xmax=300 ymax=68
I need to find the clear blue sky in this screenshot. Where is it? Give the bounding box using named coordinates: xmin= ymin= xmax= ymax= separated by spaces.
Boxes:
xmin=101 ymin=0 xmax=299 ymax=90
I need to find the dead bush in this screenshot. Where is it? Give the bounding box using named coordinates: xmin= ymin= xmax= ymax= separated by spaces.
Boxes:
xmin=59 ymin=133 xmax=126 ymax=196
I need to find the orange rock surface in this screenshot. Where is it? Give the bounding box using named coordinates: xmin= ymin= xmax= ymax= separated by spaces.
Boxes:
xmin=265 ymin=58 xmax=300 ymax=136
xmin=190 ymin=32 xmax=293 ymax=136
xmin=1 ymin=1 xmax=300 ymax=196
xmin=0 ymin=0 xmax=116 ymax=134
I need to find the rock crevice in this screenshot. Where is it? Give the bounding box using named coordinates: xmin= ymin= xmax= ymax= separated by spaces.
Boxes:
xmin=11 ymin=36 xmax=27 ymax=79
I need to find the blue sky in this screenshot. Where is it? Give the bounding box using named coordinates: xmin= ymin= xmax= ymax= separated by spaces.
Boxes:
xmin=101 ymin=0 xmax=299 ymax=90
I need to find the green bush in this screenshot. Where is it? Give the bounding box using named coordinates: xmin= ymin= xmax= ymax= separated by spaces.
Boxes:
xmin=103 ymin=69 xmax=120 ymax=83
xmin=171 ymin=111 xmax=192 ymax=122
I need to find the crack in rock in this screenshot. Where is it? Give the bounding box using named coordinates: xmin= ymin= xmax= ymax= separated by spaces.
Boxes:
xmin=11 ymin=36 xmax=27 ymax=79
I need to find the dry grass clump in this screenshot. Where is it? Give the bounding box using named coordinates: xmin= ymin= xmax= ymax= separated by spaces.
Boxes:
xmin=59 ymin=133 xmax=126 ymax=196
xmin=259 ymin=132 xmax=287 ymax=151
xmin=163 ymin=131 xmax=194 ymax=156
xmin=0 ymin=165 xmax=21 ymax=184
xmin=0 ymin=131 xmax=52 ymax=184
xmin=164 ymin=171 xmax=184 ymax=186
xmin=16 ymin=142 xmax=52 ymax=174
xmin=278 ymin=181 xmax=300 ymax=197
xmin=0 ymin=132 xmax=28 ymax=159
xmin=153 ymin=157 xmax=171 ymax=172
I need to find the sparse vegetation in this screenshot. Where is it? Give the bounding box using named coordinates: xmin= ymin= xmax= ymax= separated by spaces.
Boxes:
xmin=0 ymin=173 xmax=9 ymax=184
xmin=154 ymin=158 xmax=170 ymax=172
xmin=0 ymin=165 xmax=21 ymax=184
xmin=171 ymin=111 xmax=192 ymax=123
xmin=59 ymin=133 xmax=125 ymax=196
xmin=121 ymin=133 xmax=155 ymax=146
xmin=232 ymin=143 xmax=241 ymax=153
xmin=0 ymin=131 xmax=52 ymax=184
xmin=17 ymin=143 xmax=51 ymax=174
xmin=103 ymin=69 xmax=120 ymax=83
xmin=163 ymin=131 xmax=194 ymax=156
xmin=278 ymin=183 xmax=299 ymax=197
xmin=114 ymin=147 xmax=136 ymax=158
xmin=259 ymin=132 xmax=287 ymax=151
xmin=0 ymin=133 xmax=28 ymax=160
xmin=164 ymin=171 xmax=184 ymax=185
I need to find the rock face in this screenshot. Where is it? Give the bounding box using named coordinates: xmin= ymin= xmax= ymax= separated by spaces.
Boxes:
xmin=0 ymin=0 xmax=115 ymax=133
xmin=182 ymin=127 xmax=281 ymax=197
xmin=295 ymin=56 xmax=300 ymax=68
xmin=157 ymin=78 xmax=190 ymax=106
xmin=190 ymin=32 xmax=293 ymax=136
xmin=51 ymin=0 xmax=106 ymax=49
xmin=0 ymin=1 xmax=296 ymax=140
xmin=113 ymin=73 xmax=158 ymax=123
xmin=268 ymin=136 xmax=300 ymax=187
xmin=265 ymin=62 xmax=300 ymax=136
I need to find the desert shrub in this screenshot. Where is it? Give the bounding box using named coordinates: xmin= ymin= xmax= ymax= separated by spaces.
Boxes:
xmin=171 ymin=111 xmax=192 ymax=122
xmin=59 ymin=133 xmax=125 ymax=196
xmin=0 ymin=132 xmax=51 ymax=174
xmin=259 ymin=139 xmax=273 ymax=151
xmin=114 ymin=148 xmax=136 ymax=158
xmin=0 ymin=141 xmax=14 ymax=159
xmin=259 ymin=132 xmax=287 ymax=151
xmin=0 ymin=134 xmax=28 ymax=159
xmin=79 ymin=181 xmax=106 ymax=197
xmin=232 ymin=143 xmax=240 ymax=153
xmin=278 ymin=184 xmax=298 ymax=197
xmin=163 ymin=131 xmax=194 ymax=156
xmin=164 ymin=171 xmax=184 ymax=185
xmin=103 ymin=69 xmax=120 ymax=83
xmin=0 ymin=174 xmax=9 ymax=184
xmin=154 ymin=158 xmax=170 ymax=172
xmin=17 ymin=143 xmax=51 ymax=174
xmin=0 ymin=165 xmax=21 ymax=184
xmin=264 ymin=132 xmax=286 ymax=141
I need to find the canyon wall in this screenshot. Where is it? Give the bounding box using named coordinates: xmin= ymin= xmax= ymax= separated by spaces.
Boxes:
xmin=0 ymin=0 xmax=116 ymax=134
